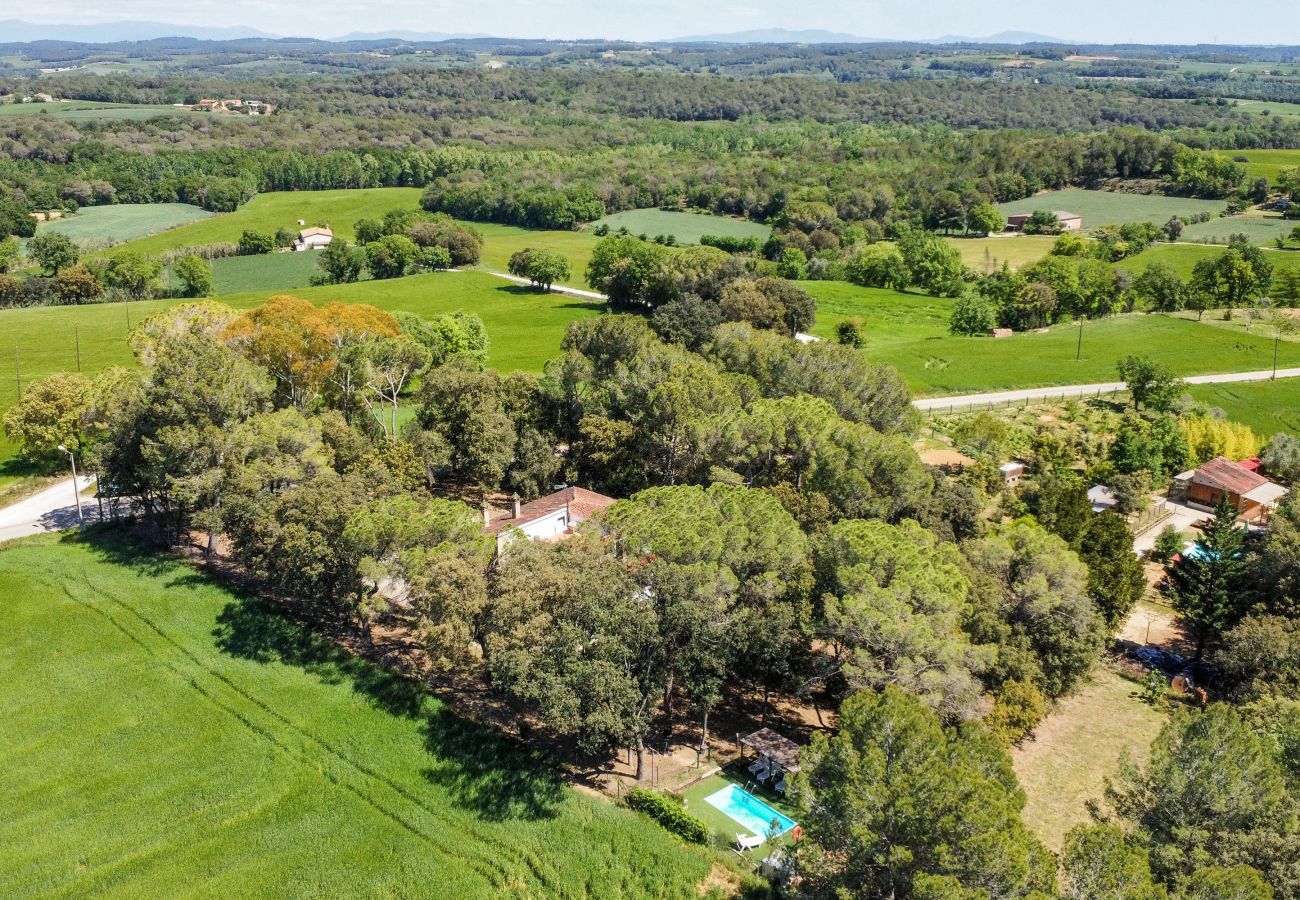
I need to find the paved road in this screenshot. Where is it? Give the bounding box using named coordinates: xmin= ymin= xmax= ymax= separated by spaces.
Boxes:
xmin=0 ymin=476 xmax=97 ymax=544
xmin=913 ymin=367 xmax=1300 ymax=411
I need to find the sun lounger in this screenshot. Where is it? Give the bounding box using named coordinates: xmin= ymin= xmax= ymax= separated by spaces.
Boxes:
xmin=748 ymin=758 xmax=765 ymax=776
xmin=735 ymin=833 xmax=765 ymax=852
xmin=774 ymin=777 xmax=787 ymax=794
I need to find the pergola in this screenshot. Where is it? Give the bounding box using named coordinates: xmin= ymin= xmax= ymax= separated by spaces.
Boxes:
xmin=741 ymin=728 xmax=801 ymax=773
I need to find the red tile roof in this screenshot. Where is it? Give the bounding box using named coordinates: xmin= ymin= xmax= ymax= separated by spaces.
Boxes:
xmin=1193 ymin=456 xmax=1269 ymax=495
xmin=484 ymin=486 xmax=616 ymax=534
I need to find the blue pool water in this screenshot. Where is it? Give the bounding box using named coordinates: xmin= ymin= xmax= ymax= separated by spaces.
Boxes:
xmin=704 ymin=784 xmax=797 ymax=838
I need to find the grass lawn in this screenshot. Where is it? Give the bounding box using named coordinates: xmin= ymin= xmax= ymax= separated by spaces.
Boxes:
xmin=800 ymin=280 xmax=1300 ymax=395
xmin=0 ymin=533 xmax=712 ymax=897
xmin=679 ymin=763 xmax=800 ymax=848
xmin=0 ymin=271 xmax=602 ymax=483
xmin=1213 ymin=148 xmax=1300 ymax=182
xmin=997 ymin=189 xmax=1224 ymax=228
xmin=0 ymin=101 xmax=194 ymax=121
xmin=471 ymin=222 xmax=599 ymax=288
xmin=1011 ymin=666 xmax=1168 ymax=852
xmin=1186 ymin=378 xmax=1300 ymax=437
xmin=1118 ymin=242 xmax=1300 ymax=278
xmin=591 ymin=209 xmax=770 ymax=245
xmin=1227 ymin=99 xmax=1300 ymax=121
xmin=104 ymin=189 xmax=425 ymax=258
xmin=39 ymin=203 xmax=213 ymax=248
xmin=945 ymin=235 xmax=1055 ymax=272
xmin=1179 ymin=211 xmax=1297 ymax=246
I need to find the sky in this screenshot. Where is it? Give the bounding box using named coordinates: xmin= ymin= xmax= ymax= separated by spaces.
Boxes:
xmin=12 ymin=0 xmax=1300 ymax=44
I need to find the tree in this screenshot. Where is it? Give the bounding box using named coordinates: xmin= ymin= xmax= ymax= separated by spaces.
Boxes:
xmin=222 ymin=295 xmax=336 ymax=409
xmin=897 ymin=228 xmax=966 ymax=297
xmin=237 ymin=229 xmax=275 ymax=255
xmin=396 ymin=310 xmax=488 ymax=368
xmin=508 ymin=248 xmax=571 ymax=291
xmin=776 ymin=246 xmax=808 ymax=280
xmin=172 ymin=254 xmax=214 ymax=298
xmin=1134 ymin=262 xmax=1186 ymax=312
xmin=836 ymin=316 xmax=864 ymax=348
xmin=1183 ymin=867 xmax=1274 ymax=900
xmin=0 ymin=236 xmax=21 ymax=273
xmin=1081 ymin=512 xmax=1147 ymax=631
xmin=968 ymin=202 xmax=1005 ymax=236
xmin=1165 ymin=499 xmax=1249 ymax=657
xmin=1262 ymin=432 xmax=1300 ymax=483
xmin=949 ymin=290 xmax=997 ymax=335
xmin=346 ymin=337 xmax=431 ymax=437
xmin=52 ymin=264 xmax=103 ymax=303
xmin=816 ymin=518 xmax=989 ymax=721
xmin=846 ymin=243 xmax=909 ymax=289
xmin=1109 ymin=704 xmax=1291 ymax=891
xmin=1061 ymin=825 xmax=1167 ymax=900
xmin=792 ymin=687 xmax=1055 ymax=900
xmin=1118 ymin=355 xmax=1184 ymax=413
xmin=1021 ymin=210 xmax=1062 ymax=235
xmin=104 ymin=251 xmax=162 ymax=298
xmin=313 ymin=238 xmax=366 ymax=284
xmin=585 ymin=234 xmax=670 ymax=309
xmin=2 ymin=372 xmax=93 ymax=461
xmin=1163 ymin=216 xmax=1185 ymax=242
xmin=27 ymin=232 xmax=78 ymax=275
xmin=365 ymin=234 xmax=419 ymax=279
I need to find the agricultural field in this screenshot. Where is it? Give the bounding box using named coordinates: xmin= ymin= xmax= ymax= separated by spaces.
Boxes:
xmin=1227 ymin=99 xmax=1300 ymax=121
xmin=39 ymin=203 xmax=213 ymax=248
xmin=472 ymin=222 xmax=599 ymax=288
xmin=945 ymin=235 xmax=1055 ymax=272
xmin=105 ymin=189 xmax=425 ymax=258
xmin=0 ymin=100 xmax=193 ymax=121
xmin=1118 ymin=241 xmax=1300 ymax=278
xmin=1179 ymin=211 xmax=1297 ymax=246
xmin=801 ymin=280 xmax=1300 ymax=395
xmin=0 ymin=534 xmax=713 ymax=898
xmin=0 ymin=271 xmax=602 ymax=481
xmin=997 ymin=189 xmax=1224 ymax=228
xmin=202 ymin=251 xmax=324 ymax=295
xmin=1011 ymin=667 xmax=1167 ymax=851
xmin=590 ymin=209 xmax=771 ymax=245
xmin=1186 ymin=378 xmax=1300 ymax=438
xmin=1214 ymin=148 xmax=1300 ymax=182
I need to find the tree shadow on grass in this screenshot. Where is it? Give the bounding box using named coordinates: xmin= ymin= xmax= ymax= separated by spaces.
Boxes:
xmin=211 ymin=593 xmax=565 ymax=822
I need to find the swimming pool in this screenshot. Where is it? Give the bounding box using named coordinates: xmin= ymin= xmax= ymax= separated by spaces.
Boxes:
xmin=704 ymin=784 xmax=797 ymax=838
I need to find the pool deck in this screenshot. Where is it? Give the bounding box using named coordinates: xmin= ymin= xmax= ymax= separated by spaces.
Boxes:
xmin=678 ymin=761 xmax=800 ymax=849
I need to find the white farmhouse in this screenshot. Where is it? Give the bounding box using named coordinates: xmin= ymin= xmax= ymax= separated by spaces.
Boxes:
xmin=483 ymin=486 xmax=616 ymax=555
xmin=293 ymin=226 xmax=333 ymax=251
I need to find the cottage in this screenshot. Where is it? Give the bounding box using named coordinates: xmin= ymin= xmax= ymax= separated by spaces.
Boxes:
xmin=483 ymin=486 xmax=616 ymax=554
xmin=293 ymin=226 xmax=333 ymax=251
xmin=1171 ymin=456 xmax=1288 ymax=524
xmin=999 ymin=461 xmax=1026 ymax=486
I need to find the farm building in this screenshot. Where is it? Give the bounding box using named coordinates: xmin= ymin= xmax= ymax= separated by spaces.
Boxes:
xmin=999 ymin=461 xmax=1026 ymax=485
xmin=293 ymin=226 xmax=333 ymax=250
xmin=1171 ymin=456 xmax=1288 ymax=524
xmin=1005 ymin=210 xmax=1083 ymax=232
xmin=483 ymin=486 xmax=616 ymax=554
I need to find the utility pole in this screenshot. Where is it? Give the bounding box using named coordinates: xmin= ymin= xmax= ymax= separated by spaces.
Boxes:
xmin=75 ymin=323 xmax=81 ymax=372
xmin=1075 ymin=316 xmax=1085 ymax=362
xmin=1274 ymin=328 xmax=1281 ymax=381
xmin=13 ymin=347 xmax=19 ymax=402
xmin=58 ymin=445 xmax=84 ymax=531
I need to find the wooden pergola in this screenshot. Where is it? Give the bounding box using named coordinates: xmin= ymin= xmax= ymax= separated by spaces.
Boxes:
xmin=741 ymin=728 xmax=801 ymax=773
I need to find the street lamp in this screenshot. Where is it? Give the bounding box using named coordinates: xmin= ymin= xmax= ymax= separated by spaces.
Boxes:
xmin=56 ymin=444 xmax=84 ymax=530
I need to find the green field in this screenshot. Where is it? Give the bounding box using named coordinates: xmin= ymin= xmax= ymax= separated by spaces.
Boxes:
xmin=1119 ymin=242 xmax=1300 ymax=278
xmin=591 ymin=209 xmax=771 ymax=245
xmin=472 ymin=222 xmax=599 ymax=288
xmin=202 ymin=251 xmax=324 ymax=295
xmin=0 ymin=100 xmax=194 ymax=121
xmin=1179 ymin=212 xmax=1296 ymax=246
xmin=1228 ymin=99 xmax=1300 ymax=121
xmin=0 ymin=534 xmax=711 ymax=897
xmin=106 ymin=189 xmax=425 ymax=257
xmin=0 ymin=271 xmax=602 ymax=484
xmin=998 ymin=189 xmax=1224 ymax=228
xmin=945 ymin=235 xmax=1056 ymax=272
xmin=1214 ymin=148 xmax=1300 ymax=182
xmin=40 ymin=204 xmax=213 ymax=248
xmin=801 ymin=280 xmax=1300 ymax=396
xmin=1187 ymin=378 xmax=1300 ymax=437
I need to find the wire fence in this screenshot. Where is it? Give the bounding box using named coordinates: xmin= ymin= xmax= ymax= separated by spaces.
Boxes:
xmin=922 ymin=387 xmax=1126 ymax=418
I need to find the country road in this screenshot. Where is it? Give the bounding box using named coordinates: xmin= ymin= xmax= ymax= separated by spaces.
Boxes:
xmin=912 ymin=367 xmax=1300 ymax=411
xmin=0 ymin=476 xmax=97 ymax=544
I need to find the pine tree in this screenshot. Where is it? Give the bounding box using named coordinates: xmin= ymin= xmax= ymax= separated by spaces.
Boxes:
xmin=1166 ymin=499 xmax=1248 ymax=657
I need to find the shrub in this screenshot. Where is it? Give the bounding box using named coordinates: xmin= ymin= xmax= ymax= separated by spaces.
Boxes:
xmin=837 ymin=316 xmax=865 ymax=348
xmin=237 ymin=229 xmax=275 ymax=255
xmin=1151 ymin=525 xmax=1183 ymax=563
xmin=985 ymin=680 xmax=1046 ymax=745
xmin=625 ymin=788 xmax=710 ymax=844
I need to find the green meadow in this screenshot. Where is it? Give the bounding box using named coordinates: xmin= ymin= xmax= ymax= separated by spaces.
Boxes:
xmin=39 ymin=203 xmax=213 ymax=247
xmin=0 ymin=534 xmax=712 ymax=898
xmin=1119 ymin=242 xmax=1300 ymax=278
xmin=1214 ymin=148 xmax=1300 ymax=182
xmin=997 ymin=189 xmax=1224 ymax=227
xmin=0 ymin=100 xmax=193 ymax=121
xmin=591 ymin=209 xmax=770 ymax=245
xmin=1186 ymin=378 xmax=1300 ymax=438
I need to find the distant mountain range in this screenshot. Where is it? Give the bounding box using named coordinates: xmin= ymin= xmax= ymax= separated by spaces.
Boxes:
xmin=0 ymin=19 xmax=278 ymax=43
xmin=333 ymin=30 xmax=491 ymax=42
xmin=673 ymin=27 xmax=1067 ymax=45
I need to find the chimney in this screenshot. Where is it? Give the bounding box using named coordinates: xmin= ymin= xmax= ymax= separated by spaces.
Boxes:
xmin=511 ymin=496 xmax=522 ymax=519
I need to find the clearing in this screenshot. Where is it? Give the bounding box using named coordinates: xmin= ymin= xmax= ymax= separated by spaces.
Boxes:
xmin=1213 ymin=148 xmax=1300 ymax=182
xmin=0 ymin=534 xmax=712 ymax=897
xmin=39 ymin=203 xmax=213 ymax=248
xmin=1118 ymin=242 xmax=1300 ymax=278
xmin=200 ymin=252 xmax=324 ymax=295
xmin=590 ymin=209 xmax=771 ymax=245
xmin=1011 ymin=666 xmax=1168 ymax=852
xmin=0 ymin=100 xmax=196 ymax=121
xmin=997 ymin=189 xmax=1224 ymax=228
xmin=103 ymin=188 xmax=425 ymax=257
xmin=945 ymin=235 xmax=1055 ymax=272
xmin=1179 ymin=209 xmax=1297 ymax=246
xmin=472 ymin=222 xmax=599 ymax=288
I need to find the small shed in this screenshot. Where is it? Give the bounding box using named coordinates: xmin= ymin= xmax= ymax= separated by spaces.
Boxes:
xmin=1088 ymin=484 xmax=1118 ymax=514
xmin=1000 ymin=461 xmax=1026 ymax=485
xmin=294 ymin=226 xmax=333 ymax=251
xmin=741 ymin=728 xmax=802 ymax=774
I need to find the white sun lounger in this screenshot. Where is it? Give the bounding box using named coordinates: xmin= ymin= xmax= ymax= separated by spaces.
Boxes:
xmin=735 ymin=833 xmax=765 ymax=852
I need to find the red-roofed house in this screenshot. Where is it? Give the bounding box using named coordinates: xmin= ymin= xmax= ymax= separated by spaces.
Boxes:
xmin=1172 ymin=456 xmax=1288 ymax=524
xmin=484 ymin=486 xmax=616 ymax=553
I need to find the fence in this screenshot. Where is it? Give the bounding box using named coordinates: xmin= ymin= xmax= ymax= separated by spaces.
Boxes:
xmin=922 ymin=387 xmax=1126 ymax=418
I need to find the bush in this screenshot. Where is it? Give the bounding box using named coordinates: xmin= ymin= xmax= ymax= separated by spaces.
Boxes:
xmin=837 ymin=316 xmax=864 ymax=348
xmin=1150 ymin=525 xmax=1183 ymax=563
xmin=624 ymin=787 xmax=710 ymax=844
xmin=985 ymin=680 xmax=1046 ymax=745
xmin=238 ymin=230 xmax=275 ymax=255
